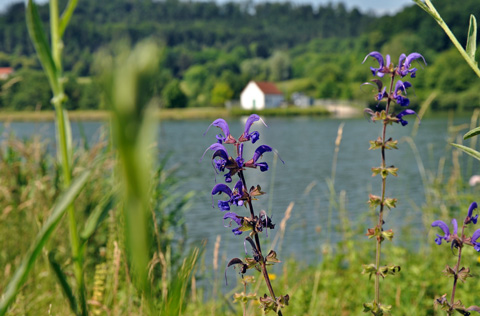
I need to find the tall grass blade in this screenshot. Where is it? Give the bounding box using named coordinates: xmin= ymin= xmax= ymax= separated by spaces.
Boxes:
xmin=463 ymin=126 xmax=480 ymax=140
xmin=26 ymin=0 xmax=59 ymax=94
xmin=100 ymin=41 xmax=161 ymax=311
xmin=451 ymin=143 xmax=480 ymax=161
xmin=466 ymin=15 xmax=478 ymax=62
xmin=0 ymin=170 xmax=90 ymax=316
xmin=159 ymin=248 xmax=201 ymax=315
xmin=59 ymin=0 xmax=79 ymax=37
xmin=80 ymin=192 xmax=114 ymax=241
xmin=48 ymin=252 xmax=79 ymax=315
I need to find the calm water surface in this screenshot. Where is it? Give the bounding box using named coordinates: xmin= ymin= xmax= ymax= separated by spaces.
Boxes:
xmin=0 ymin=116 xmax=476 ymax=265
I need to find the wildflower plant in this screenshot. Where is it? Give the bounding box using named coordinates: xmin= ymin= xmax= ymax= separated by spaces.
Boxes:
xmin=431 ymin=202 xmax=480 ymax=315
xmin=203 ymin=115 xmax=289 ymax=315
xmin=362 ymin=51 xmax=426 ymax=315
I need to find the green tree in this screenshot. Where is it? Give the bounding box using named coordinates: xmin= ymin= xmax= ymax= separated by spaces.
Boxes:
xmin=210 ymin=82 xmax=233 ymax=107
xmin=162 ymin=79 xmax=188 ymax=108
xmin=268 ymin=51 xmax=291 ymax=81
xmin=1 ymin=69 xmax=51 ymax=110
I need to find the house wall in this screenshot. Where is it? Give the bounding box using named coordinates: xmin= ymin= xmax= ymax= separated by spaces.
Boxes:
xmin=240 ymin=82 xmax=265 ymax=110
xmin=265 ymin=94 xmax=284 ymax=108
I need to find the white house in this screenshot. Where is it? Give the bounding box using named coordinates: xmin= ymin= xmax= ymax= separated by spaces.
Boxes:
xmin=240 ymin=81 xmax=284 ymax=110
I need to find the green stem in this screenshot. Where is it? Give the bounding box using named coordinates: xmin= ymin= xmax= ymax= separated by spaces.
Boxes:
xmin=50 ymin=0 xmax=61 ymax=70
xmin=423 ymin=0 xmax=480 ymax=78
xmin=50 ymin=0 xmax=86 ymax=314
xmin=374 ymin=75 xmax=396 ymax=309
xmin=55 ymin=106 xmax=87 ymax=316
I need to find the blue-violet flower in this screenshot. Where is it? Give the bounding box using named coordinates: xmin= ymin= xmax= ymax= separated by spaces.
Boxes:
xmin=432 ymin=219 xmax=458 ymax=245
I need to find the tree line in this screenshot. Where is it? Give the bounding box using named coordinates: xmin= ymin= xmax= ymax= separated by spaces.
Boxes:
xmin=0 ymin=0 xmax=479 ymax=111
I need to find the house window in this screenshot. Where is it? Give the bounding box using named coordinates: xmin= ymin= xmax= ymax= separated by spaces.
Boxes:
xmin=253 ymin=99 xmax=256 ymax=109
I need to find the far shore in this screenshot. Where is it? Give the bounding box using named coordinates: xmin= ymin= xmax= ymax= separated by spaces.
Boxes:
xmin=0 ymin=106 xmax=338 ymax=122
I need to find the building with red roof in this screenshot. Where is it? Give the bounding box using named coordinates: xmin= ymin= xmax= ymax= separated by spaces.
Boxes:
xmin=240 ymin=81 xmax=284 ymax=110
xmin=0 ymin=67 xmax=14 ymax=80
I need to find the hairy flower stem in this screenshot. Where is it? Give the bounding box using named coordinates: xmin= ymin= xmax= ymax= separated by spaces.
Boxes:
xmin=448 ymin=225 xmax=466 ymax=315
xmin=374 ymin=74 xmax=396 ymax=308
xmin=238 ymin=170 xmax=283 ymax=316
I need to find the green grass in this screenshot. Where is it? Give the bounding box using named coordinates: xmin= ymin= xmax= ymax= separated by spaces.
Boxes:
xmin=0 ymin=106 xmax=330 ymax=122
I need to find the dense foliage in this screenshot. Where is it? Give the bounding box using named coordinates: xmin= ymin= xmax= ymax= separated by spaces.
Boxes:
xmin=0 ymin=0 xmax=479 ymax=110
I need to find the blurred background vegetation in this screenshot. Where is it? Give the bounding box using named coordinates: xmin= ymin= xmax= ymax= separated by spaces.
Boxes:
xmin=2 ymin=0 xmax=480 ymax=315
xmin=0 ymin=0 xmax=479 ymax=111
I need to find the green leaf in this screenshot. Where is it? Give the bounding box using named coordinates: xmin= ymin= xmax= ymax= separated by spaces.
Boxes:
xmin=368 ymin=194 xmax=382 ymax=210
xmin=48 ymin=252 xmax=79 ymax=315
xmin=451 ymin=143 xmax=480 ymax=161
xmin=369 ymin=137 xmax=383 ymax=150
xmin=379 ymin=304 xmax=392 ymax=313
xmin=384 ymin=138 xmax=398 ymax=150
xmin=386 ymin=167 xmax=398 ymax=177
xmin=466 ymin=15 xmax=478 ymax=62
xmin=384 ymin=198 xmax=398 ymax=209
xmin=362 ymin=263 xmax=377 ymax=279
xmin=0 ymin=170 xmax=90 ymax=316
xmin=371 ymin=167 xmax=382 ymax=177
xmin=59 ymin=0 xmax=79 ymax=37
xmin=80 ymin=192 xmax=114 ymax=241
xmin=26 ymin=0 xmax=59 ymax=94
xmin=464 ymin=126 xmax=480 ymax=140
xmin=381 ymin=229 xmax=394 ymax=241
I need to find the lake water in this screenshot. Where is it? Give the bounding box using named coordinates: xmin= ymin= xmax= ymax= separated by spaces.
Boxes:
xmin=0 ymin=115 xmax=477 ymax=266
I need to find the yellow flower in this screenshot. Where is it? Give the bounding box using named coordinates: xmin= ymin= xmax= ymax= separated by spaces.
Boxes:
xmin=268 ymin=273 xmax=277 ymax=281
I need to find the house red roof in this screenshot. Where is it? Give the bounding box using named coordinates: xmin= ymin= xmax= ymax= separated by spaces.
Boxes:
xmin=254 ymin=81 xmax=283 ymax=95
xmin=0 ymin=67 xmax=14 ymax=77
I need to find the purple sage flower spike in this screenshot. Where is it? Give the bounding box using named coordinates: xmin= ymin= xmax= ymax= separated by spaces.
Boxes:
xmin=377 ymin=86 xmax=387 ymax=102
xmin=245 ymin=145 xmax=273 ymax=171
xmin=432 ymin=220 xmax=450 ymax=245
xmin=467 ymin=202 xmax=478 ymax=225
xmin=239 ymin=114 xmax=268 ymax=143
xmin=398 ymin=52 xmax=427 ymax=78
xmin=235 ymin=143 xmax=245 ymax=168
xmin=204 ymin=118 xmax=237 ymax=144
xmin=393 ymin=80 xmax=412 ymax=107
xmin=471 ymin=229 xmax=480 ymax=251
xmin=202 ymin=143 xmax=229 ymax=163
xmin=397 ymin=53 xmax=407 ymax=68
xmin=452 ymin=218 xmax=458 ymax=235
xmin=232 ymin=180 xmax=245 ymax=206
xmin=363 ymin=51 xmax=386 ymax=77
xmin=396 ymin=109 xmax=419 ymax=126
xmin=212 ymin=183 xmax=233 ymax=211
xmin=224 ymin=212 xmax=244 ymax=235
